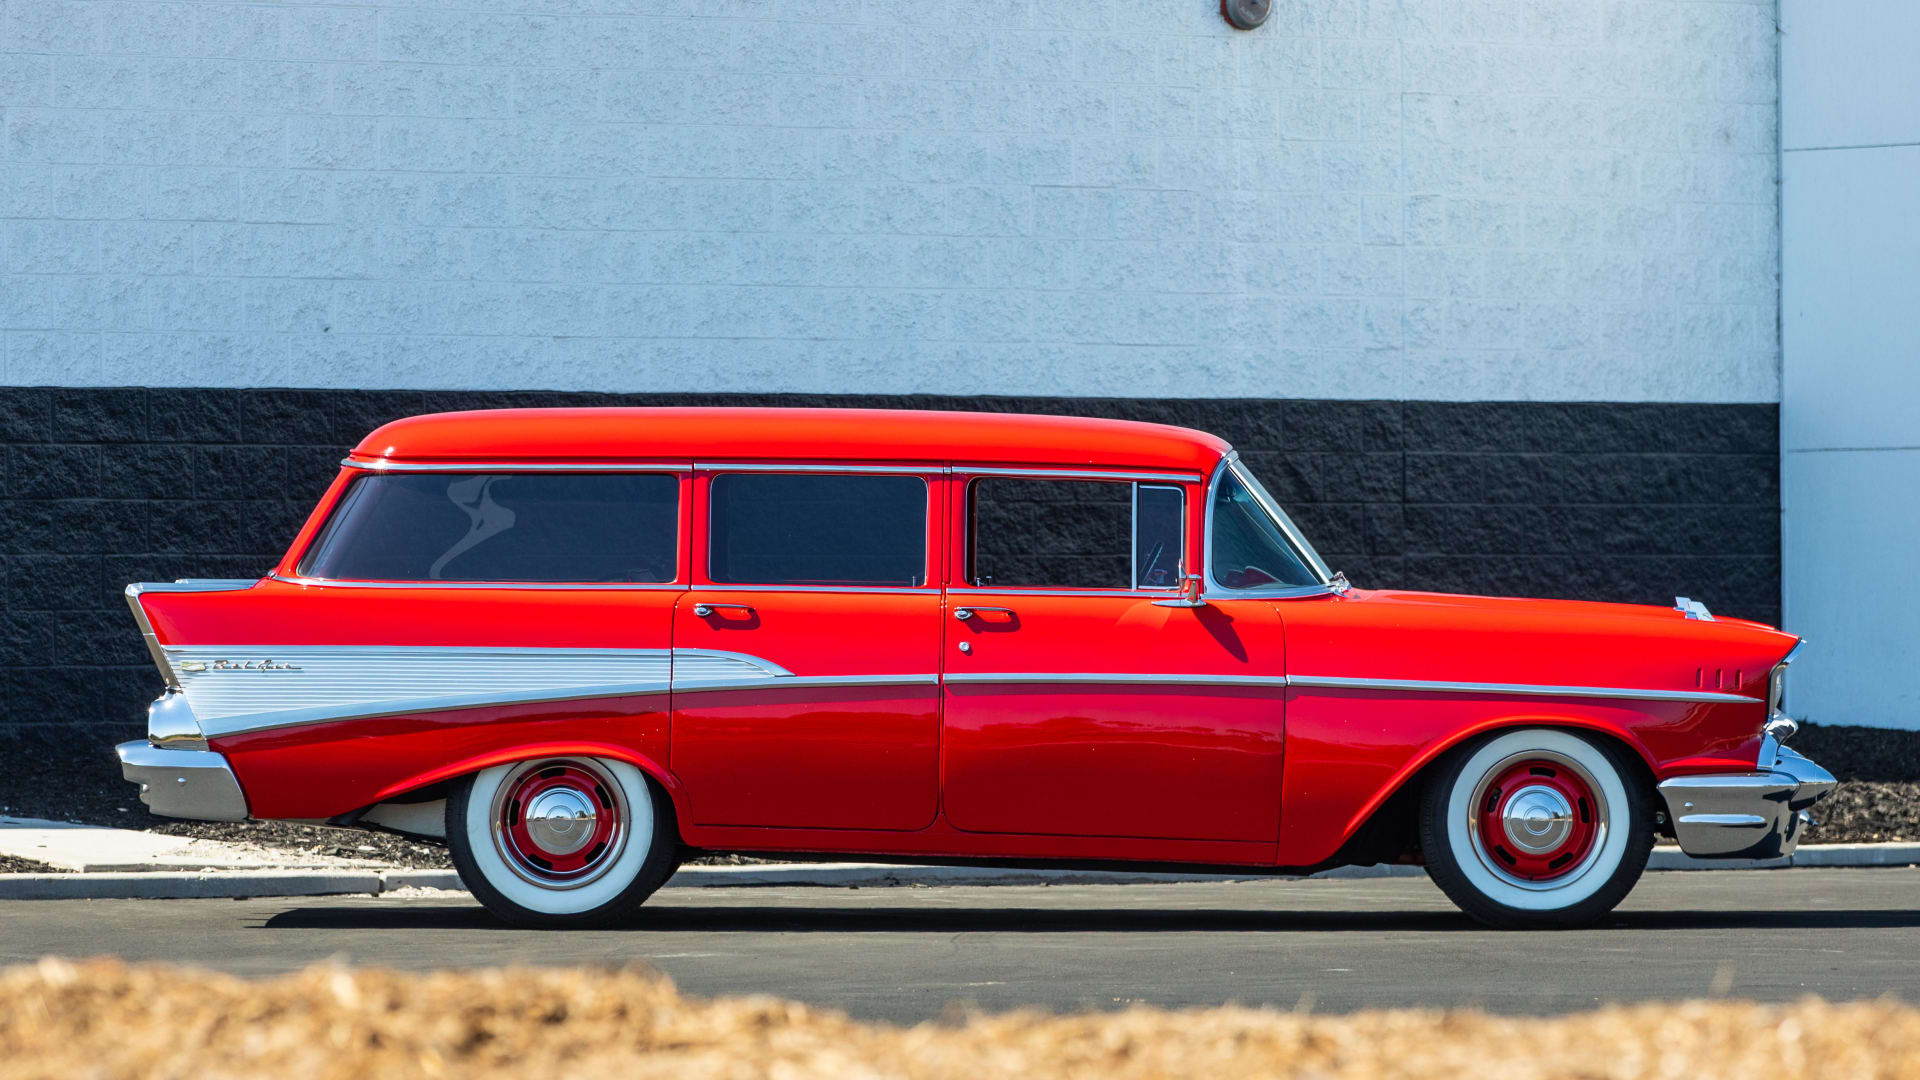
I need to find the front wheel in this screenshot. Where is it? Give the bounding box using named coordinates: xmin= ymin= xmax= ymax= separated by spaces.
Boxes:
xmin=1420 ymin=728 xmax=1653 ymax=929
xmin=447 ymin=756 xmax=680 ymax=928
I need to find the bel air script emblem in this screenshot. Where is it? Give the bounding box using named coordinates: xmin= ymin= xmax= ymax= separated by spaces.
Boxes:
xmin=179 ymin=658 xmax=303 ymax=674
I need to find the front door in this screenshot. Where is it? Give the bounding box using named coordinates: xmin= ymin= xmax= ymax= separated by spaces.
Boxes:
xmin=939 ymin=473 xmax=1288 ymax=843
xmin=669 ymin=468 xmax=943 ymax=831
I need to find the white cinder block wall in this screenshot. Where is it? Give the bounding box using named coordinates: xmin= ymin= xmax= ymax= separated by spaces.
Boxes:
xmin=2 ymin=0 xmax=1780 ymax=401
xmin=1781 ymin=0 xmax=1920 ymax=730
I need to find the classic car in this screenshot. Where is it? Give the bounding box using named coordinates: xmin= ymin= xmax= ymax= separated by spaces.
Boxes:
xmin=116 ymin=407 xmax=1833 ymax=928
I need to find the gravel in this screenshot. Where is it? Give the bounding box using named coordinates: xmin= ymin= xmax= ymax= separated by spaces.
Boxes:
xmin=0 ymin=854 xmax=65 ymax=874
xmin=5 ymin=959 xmax=1920 ymax=1079
xmin=4 ymin=722 xmax=1917 ymax=868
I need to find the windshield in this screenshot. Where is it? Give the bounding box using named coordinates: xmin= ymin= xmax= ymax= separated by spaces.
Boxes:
xmin=1208 ymin=460 xmax=1331 ymax=591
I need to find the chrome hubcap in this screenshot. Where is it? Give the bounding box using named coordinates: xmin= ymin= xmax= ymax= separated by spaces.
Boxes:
xmin=1500 ymin=784 xmax=1574 ymax=854
xmin=523 ymin=787 xmax=597 ymax=857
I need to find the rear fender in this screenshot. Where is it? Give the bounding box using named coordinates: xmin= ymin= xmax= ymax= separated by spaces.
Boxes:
xmin=364 ymin=742 xmax=690 ymax=838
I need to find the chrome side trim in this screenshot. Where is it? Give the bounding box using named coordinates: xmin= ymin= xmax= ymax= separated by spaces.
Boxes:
xmin=1287 ymin=674 xmax=1761 ymax=705
xmin=955 ymin=465 xmax=1201 ymax=483
xmin=675 ymin=673 xmax=939 ymax=693
xmin=691 ymin=584 xmax=935 ymax=595
xmin=116 ymin=740 xmax=250 ymax=821
xmin=270 ymin=574 xmax=685 ymax=591
xmin=695 ymin=462 xmax=940 ymax=475
xmin=195 ymin=683 xmax=675 ymax=738
xmin=125 ymin=581 xmax=258 ymax=687
xmin=674 ymin=648 xmax=794 ymax=681
xmin=943 ymin=672 xmax=1290 ymax=687
xmin=344 ymin=458 xmax=692 ymax=473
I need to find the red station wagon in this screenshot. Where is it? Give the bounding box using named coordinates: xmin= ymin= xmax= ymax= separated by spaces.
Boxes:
xmin=116 ymin=408 xmax=1834 ymax=928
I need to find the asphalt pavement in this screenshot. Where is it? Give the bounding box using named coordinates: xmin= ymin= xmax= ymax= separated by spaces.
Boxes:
xmin=4 ymin=868 xmax=1917 ymax=1024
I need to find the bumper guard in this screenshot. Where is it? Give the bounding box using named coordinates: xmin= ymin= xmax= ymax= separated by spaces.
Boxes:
xmin=1657 ymin=742 xmax=1836 ymax=859
xmin=116 ymin=740 xmax=250 ymax=821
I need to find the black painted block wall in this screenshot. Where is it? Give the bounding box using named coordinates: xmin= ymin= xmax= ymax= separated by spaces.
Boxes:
xmin=0 ymin=388 xmax=1779 ymax=735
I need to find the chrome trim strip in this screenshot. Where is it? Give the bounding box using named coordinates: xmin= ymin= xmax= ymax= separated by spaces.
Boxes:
xmin=125 ymin=581 xmax=258 ymax=687
xmin=695 ymin=462 xmax=939 ymax=475
xmin=270 ymin=574 xmax=685 ymax=591
xmin=946 ymin=586 xmax=1180 ymax=599
xmin=956 ymin=465 xmax=1201 ymax=483
xmin=675 ymin=673 xmax=939 ymax=693
xmin=691 ymin=584 xmax=936 ymax=595
xmin=344 ymin=458 xmax=692 ymax=473
xmin=194 ymin=683 xmax=675 ymax=739
xmin=943 ymin=672 xmax=1290 ymax=687
xmin=1287 ymin=674 xmax=1761 ymax=704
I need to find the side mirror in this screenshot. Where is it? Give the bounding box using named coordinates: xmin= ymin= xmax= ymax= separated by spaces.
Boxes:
xmin=1153 ymin=574 xmax=1207 ymax=609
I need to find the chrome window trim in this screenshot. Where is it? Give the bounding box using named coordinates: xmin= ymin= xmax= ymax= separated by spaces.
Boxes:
xmin=1131 ymin=482 xmax=1185 ymax=590
xmin=691 ymin=584 xmax=936 ymax=595
xmin=945 ymin=586 xmax=1180 ymax=599
xmin=126 ymin=581 xmax=258 ymax=688
xmin=944 ymin=672 xmax=1291 ymax=687
xmin=694 ymin=462 xmax=941 ymax=475
xmin=955 ymin=465 xmax=1202 ymax=484
xmin=344 ymin=458 xmax=693 ymax=473
xmin=271 ymin=574 xmax=687 ymax=591
xmin=705 ymin=469 xmax=932 ymax=589
xmin=1202 ymin=451 xmax=1336 ymax=600
xmin=1287 ymin=673 xmax=1760 ymax=705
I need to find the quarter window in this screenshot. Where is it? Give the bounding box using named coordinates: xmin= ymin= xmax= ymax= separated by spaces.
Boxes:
xmin=968 ymin=477 xmax=1185 ymax=590
xmin=707 ymin=473 xmax=928 ymax=587
xmin=298 ymin=472 xmax=680 ymax=583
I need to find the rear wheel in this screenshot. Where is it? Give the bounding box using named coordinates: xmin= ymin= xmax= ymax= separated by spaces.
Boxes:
xmin=1420 ymin=728 xmax=1653 ymax=929
xmin=447 ymin=756 xmax=679 ymax=928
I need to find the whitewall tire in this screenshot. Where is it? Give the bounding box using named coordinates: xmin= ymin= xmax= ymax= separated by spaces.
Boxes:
xmin=447 ymin=756 xmax=679 ymax=928
xmin=1420 ymin=728 xmax=1653 ymax=929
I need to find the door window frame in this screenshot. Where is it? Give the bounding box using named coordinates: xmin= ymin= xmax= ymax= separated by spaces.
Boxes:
xmin=689 ymin=462 xmax=947 ymax=593
xmin=947 ymin=466 xmax=1203 ymax=598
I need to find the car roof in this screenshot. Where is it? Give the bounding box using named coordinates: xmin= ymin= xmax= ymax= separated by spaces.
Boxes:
xmin=349 ymin=408 xmax=1233 ymax=474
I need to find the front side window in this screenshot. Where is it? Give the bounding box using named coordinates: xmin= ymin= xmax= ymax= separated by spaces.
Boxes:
xmin=708 ymin=473 xmax=928 ymax=587
xmin=299 ymin=472 xmax=680 ymax=583
xmin=1208 ymin=463 xmax=1327 ymax=591
xmin=968 ymin=477 xmax=1185 ymax=590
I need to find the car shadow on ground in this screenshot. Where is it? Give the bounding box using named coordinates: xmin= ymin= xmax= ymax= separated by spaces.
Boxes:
xmin=258 ymin=904 xmax=1920 ymax=934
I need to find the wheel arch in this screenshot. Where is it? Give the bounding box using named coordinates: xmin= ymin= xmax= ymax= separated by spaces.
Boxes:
xmin=1331 ymin=714 xmax=1661 ymax=866
xmin=361 ymin=741 xmax=691 ymax=840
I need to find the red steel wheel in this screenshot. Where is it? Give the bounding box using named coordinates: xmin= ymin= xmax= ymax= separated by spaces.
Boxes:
xmin=491 ymin=759 xmax=628 ymax=888
xmin=1468 ymin=754 xmax=1602 ymax=884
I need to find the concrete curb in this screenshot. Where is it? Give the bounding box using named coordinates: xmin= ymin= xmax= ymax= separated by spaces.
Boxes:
xmin=2 ymin=843 xmax=1916 ymax=901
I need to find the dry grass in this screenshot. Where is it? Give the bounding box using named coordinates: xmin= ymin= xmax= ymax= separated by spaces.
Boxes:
xmin=2 ymin=958 xmax=1918 ymax=1080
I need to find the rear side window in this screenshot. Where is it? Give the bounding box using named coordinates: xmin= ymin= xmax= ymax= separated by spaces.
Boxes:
xmin=968 ymin=477 xmax=1185 ymax=590
xmin=707 ymin=473 xmax=928 ymax=587
xmin=298 ymin=473 xmax=679 ymax=583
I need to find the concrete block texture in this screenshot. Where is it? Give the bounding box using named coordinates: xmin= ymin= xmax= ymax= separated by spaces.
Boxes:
xmin=0 ymin=387 xmax=1779 ymax=734
xmin=0 ymin=0 xmax=1779 ymax=402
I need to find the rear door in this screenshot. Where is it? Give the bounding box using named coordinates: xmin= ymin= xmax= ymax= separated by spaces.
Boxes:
xmin=669 ymin=466 xmax=944 ymax=831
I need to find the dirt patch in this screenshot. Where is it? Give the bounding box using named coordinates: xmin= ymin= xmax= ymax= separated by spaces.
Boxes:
xmin=0 ymin=855 xmax=65 ymax=874
xmin=0 ymin=960 xmax=1916 ymax=1080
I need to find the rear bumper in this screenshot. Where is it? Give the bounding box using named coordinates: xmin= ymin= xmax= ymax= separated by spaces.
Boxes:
xmin=1657 ymin=745 xmax=1837 ymax=859
xmin=115 ymin=740 xmax=250 ymax=822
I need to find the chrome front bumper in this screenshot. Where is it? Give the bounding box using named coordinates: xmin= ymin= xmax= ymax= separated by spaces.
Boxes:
xmin=1657 ymin=744 xmax=1837 ymax=859
xmin=116 ymin=740 xmax=250 ymax=821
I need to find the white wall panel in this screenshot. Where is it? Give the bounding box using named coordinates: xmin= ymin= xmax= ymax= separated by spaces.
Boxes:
xmin=1783 ymin=449 xmax=1920 ymax=730
xmin=0 ymin=0 xmax=1781 ymax=401
xmin=1782 ymin=0 xmax=1920 ymax=150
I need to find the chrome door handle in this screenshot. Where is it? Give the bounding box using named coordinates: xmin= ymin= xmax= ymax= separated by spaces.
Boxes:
xmin=954 ymin=606 xmax=1014 ymax=621
xmin=694 ymin=602 xmax=755 ymax=617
